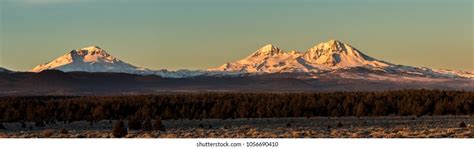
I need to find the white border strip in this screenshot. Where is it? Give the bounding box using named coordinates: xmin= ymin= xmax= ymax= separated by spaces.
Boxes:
xmin=0 ymin=139 xmax=472 ymax=149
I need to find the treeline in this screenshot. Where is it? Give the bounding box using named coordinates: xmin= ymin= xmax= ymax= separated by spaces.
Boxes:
xmin=0 ymin=90 xmax=473 ymax=123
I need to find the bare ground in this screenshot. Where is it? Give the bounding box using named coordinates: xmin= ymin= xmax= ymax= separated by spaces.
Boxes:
xmin=0 ymin=116 xmax=472 ymax=138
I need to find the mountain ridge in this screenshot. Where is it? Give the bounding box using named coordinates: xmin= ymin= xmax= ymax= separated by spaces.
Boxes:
xmin=27 ymin=40 xmax=474 ymax=79
xmin=31 ymin=45 xmax=153 ymax=74
xmin=209 ymin=40 xmax=469 ymax=80
xmin=210 ymin=39 xmax=394 ymax=73
xmin=0 ymin=67 xmax=12 ymax=73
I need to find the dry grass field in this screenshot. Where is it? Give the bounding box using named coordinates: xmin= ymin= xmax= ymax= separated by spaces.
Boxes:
xmin=1 ymin=116 xmax=472 ymax=138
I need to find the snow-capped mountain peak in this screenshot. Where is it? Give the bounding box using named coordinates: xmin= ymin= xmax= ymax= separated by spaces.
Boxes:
xmin=80 ymin=45 xmax=103 ymax=52
xmin=208 ymin=39 xmax=474 ymax=79
xmin=313 ymin=40 xmax=345 ymax=50
xmin=247 ymin=44 xmax=284 ymax=58
xmin=210 ymin=44 xmax=310 ymax=73
xmin=210 ymin=40 xmax=392 ymax=73
xmin=69 ymin=45 xmax=118 ymax=63
xmin=303 ymin=40 xmax=388 ymax=68
xmin=26 ymin=41 xmax=473 ymax=79
xmin=31 ymin=46 xmax=144 ymax=73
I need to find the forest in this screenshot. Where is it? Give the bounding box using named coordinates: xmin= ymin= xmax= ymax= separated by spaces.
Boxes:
xmin=0 ymin=90 xmax=473 ymax=123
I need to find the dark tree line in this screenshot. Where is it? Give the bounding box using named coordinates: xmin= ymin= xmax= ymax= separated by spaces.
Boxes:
xmin=0 ymin=90 xmax=473 ymax=123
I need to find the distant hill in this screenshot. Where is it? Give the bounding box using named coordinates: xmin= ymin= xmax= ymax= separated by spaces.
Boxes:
xmin=0 ymin=70 xmax=472 ymax=96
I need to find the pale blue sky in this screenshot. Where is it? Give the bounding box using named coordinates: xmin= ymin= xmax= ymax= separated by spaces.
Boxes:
xmin=0 ymin=0 xmax=472 ymax=71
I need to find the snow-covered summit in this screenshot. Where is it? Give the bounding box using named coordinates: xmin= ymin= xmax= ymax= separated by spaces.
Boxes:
xmin=303 ymin=40 xmax=390 ymax=68
xmin=28 ymin=42 xmax=473 ymax=79
xmin=210 ymin=40 xmax=391 ymax=73
xmin=31 ymin=46 xmax=148 ymax=74
xmin=208 ymin=40 xmax=473 ymax=79
xmin=209 ymin=43 xmax=307 ymax=73
xmin=248 ymin=44 xmax=284 ymax=58
xmin=79 ymin=45 xmax=103 ymax=51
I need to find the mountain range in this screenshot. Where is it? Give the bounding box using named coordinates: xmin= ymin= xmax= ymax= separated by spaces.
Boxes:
xmin=210 ymin=40 xmax=391 ymax=73
xmin=0 ymin=39 xmax=472 ymax=95
xmin=29 ymin=40 xmax=474 ymax=79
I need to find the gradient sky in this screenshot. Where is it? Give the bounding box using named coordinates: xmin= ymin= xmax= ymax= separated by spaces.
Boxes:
xmin=0 ymin=0 xmax=472 ymax=71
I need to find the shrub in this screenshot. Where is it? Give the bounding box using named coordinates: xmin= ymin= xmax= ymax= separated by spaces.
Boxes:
xmin=128 ymin=116 xmax=142 ymax=130
xmin=59 ymin=128 xmax=68 ymax=134
xmin=35 ymin=121 xmax=45 ymax=127
xmin=112 ymin=120 xmax=127 ymax=138
xmin=142 ymin=119 xmax=152 ymax=131
xmin=42 ymin=129 xmax=54 ymax=138
xmin=154 ymin=118 xmax=166 ymax=131
xmin=198 ymin=123 xmax=204 ymax=129
xmin=336 ymin=122 xmax=343 ymax=128
xmin=21 ymin=121 xmax=26 ymax=128
xmin=459 ymin=121 xmax=467 ymax=128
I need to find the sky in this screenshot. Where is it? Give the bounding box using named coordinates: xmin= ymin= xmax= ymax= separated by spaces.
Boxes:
xmin=0 ymin=0 xmax=472 ymax=71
